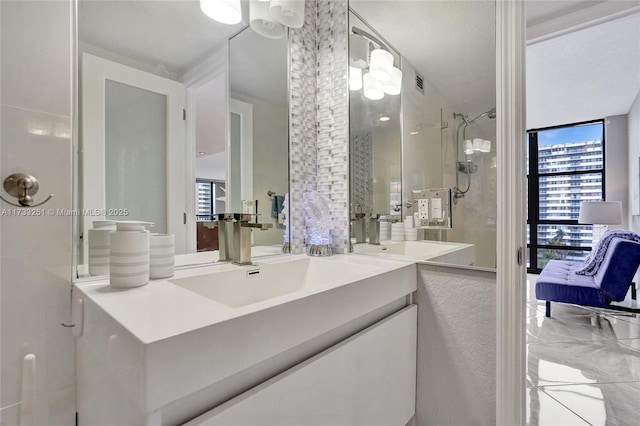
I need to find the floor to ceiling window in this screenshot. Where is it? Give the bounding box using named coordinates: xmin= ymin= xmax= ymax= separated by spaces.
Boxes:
xmin=527 ymin=120 xmax=605 ymax=273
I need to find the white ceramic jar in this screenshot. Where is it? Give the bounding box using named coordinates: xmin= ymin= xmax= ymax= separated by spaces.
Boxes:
xmin=109 ymin=221 xmax=153 ymax=288
xmin=88 ymin=220 xmax=116 ymax=276
xmin=150 ymin=233 xmax=175 ymax=279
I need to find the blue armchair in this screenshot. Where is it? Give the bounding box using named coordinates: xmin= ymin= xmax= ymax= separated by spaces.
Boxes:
xmin=536 ymin=237 xmax=640 ymax=317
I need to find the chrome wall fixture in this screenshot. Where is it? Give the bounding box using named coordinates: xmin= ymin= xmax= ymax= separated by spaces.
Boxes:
xmin=349 ymin=26 xmax=402 ymax=100
xmin=1 ymin=173 xmax=54 ymax=207
xmin=452 ymin=107 xmax=496 ymax=200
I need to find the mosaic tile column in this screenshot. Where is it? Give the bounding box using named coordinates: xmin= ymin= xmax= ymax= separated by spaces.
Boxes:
xmin=349 ymin=131 xmax=373 ymax=215
xmin=289 ymin=0 xmax=349 ymax=254
xmin=289 ymin=0 xmax=318 ymax=254
xmin=316 ymin=0 xmax=349 ymax=253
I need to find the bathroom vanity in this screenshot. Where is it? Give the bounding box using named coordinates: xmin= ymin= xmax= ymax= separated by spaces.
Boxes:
xmin=73 ymin=254 xmax=417 ymax=425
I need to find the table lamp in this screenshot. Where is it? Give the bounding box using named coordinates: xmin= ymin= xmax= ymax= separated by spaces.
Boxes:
xmin=578 ymin=201 xmax=622 ymax=246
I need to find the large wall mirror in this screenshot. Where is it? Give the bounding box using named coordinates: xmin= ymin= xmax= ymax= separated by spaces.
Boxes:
xmin=349 ymin=0 xmax=496 ymax=268
xmin=75 ymin=0 xmax=289 ymax=278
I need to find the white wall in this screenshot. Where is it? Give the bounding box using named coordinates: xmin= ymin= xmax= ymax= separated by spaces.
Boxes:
xmin=0 ymin=1 xmax=75 ymax=424
xmin=605 ymin=115 xmax=629 ymax=229
xmin=414 ymin=264 xmax=496 ymax=425
xmin=401 ymin=59 xmax=443 ymax=213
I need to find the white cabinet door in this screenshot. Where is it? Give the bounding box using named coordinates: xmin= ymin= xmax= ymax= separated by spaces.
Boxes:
xmin=186 ymin=305 xmax=417 ymax=426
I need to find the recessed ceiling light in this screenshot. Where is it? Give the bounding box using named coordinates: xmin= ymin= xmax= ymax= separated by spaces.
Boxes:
xmin=379 ymin=116 xmax=390 ymax=122
xmin=198 ymin=151 xmax=207 ymax=155
xmin=410 ymin=131 xmax=420 ymax=135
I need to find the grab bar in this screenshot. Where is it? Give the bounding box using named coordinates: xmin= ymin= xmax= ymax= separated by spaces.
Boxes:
xmin=20 ymin=353 xmax=36 ymax=426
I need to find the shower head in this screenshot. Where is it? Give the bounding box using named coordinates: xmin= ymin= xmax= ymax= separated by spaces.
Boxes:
xmin=467 ymin=107 xmax=497 ymax=124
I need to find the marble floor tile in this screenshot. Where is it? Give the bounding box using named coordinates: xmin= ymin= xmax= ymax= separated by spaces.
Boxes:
xmin=617 ymin=338 xmax=640 ymax=352
xmin=541 ymin=383 xmax=640 ymax=426
xmin=526 ymin=387 xmax=589 ymax=425
xmin=527 ymin=273 xmax=640 ymax=424
xmin=527 ymin=314 xmax=616 ymax=344
xmin=528 ymin=340 xmax=640 ymax=386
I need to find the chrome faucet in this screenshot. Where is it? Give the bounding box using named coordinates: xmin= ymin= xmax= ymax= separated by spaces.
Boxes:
xmin=351 ymin=212 xmax=367 ymax=243
xmin=369 ymin=213 xmax=381 ymax=245
xmin=204 ymin=213 xmax=272 ymax=265
xmin=204 ymin=213 xmax=235 ymax=261
xmin=233 ymin=214 xmax=273 ymax=265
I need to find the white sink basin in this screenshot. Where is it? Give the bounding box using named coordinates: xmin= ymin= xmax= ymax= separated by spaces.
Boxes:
xmin=169 ymin=257 xmax=379 ymax=308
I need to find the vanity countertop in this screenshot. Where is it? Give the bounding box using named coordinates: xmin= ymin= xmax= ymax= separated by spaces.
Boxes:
xmin=73 ymin=253 xmax=416 ymax=345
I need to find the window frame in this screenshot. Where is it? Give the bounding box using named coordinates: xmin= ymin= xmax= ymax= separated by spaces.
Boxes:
xmin=526 ymin=119 xmax=606 ymax=273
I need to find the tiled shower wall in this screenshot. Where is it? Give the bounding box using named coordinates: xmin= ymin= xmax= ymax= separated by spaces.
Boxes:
xmin=289 ymin=0 xmax=349 ymax=254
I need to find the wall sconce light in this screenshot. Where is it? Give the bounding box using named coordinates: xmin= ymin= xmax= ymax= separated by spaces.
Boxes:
xmin=350 ymin=27 xmax=402 ymax=100
xmin=200 ymin=0 xmax=242 ymax=25
xmin=250 ymin=0 xmax=285 ymax=39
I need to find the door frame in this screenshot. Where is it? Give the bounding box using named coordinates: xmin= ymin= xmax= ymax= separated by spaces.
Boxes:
xmin=496 ymin=1 xmax=527 ymax=424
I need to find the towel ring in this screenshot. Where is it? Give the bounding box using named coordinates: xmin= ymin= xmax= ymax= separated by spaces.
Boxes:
xmin=267 ymin=190 xmax=276 ymax=197
xmin=1 ymin=173 xmax=54 ymax=207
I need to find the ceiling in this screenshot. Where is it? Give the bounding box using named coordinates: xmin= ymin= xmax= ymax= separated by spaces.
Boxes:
xmin=350 ymin=0 xmax=496 ymax=111
xmin=525 ymin=1 xmax=640 ymax=129
xmin=78 ymin=0 xmax=287 ymax=106
xmin=79 ymin=0 xmax=640 ymax=135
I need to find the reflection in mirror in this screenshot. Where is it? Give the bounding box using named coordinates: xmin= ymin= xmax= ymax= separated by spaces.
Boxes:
xmin=348 ymin=12 xmax=402 ymax=243
xmin=349 ymin=1 xmax=496 ymax=268
xmin=76 ymin=1 xmax=289 ymax=278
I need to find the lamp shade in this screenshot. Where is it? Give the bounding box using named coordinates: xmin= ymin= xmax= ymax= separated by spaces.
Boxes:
xmin=270 ymin=0 xmax=305 ymax=29
xmin=250 ymin=0 xmax=285 ymax=39
xmin=349 ymin=66 xmax=363 ymax=91
xmin=382 ymin=66 xmax=402 ymax=95
xmin=369 ymin=49 xmax=393 ymax=82
xmin=578 ymin=201 xmax=622 ymax=225
xmin=363 ymin=72 xmax=384 ymax=100
xmin=200 ymin=0 xmax=242 ymax=25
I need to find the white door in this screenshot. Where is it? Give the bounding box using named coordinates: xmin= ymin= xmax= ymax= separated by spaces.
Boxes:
xmin=81 ymin=53 xmax=188 ymax=262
